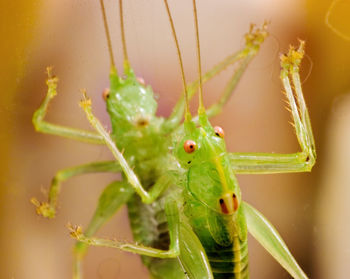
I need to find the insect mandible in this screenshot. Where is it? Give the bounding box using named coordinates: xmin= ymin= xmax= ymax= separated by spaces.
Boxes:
xmin=31 ymin=0 xmax=315 ymax=278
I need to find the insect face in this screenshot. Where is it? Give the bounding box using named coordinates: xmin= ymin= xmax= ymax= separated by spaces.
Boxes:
xmin=175 ymin=122 xmax=241 ymax=215
xmin=106 ymin=71 xmax=157 ymax=129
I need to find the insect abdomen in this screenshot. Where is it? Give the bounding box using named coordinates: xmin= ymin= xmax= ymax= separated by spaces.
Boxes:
xmin=207 ymin=236 xmax=249 ymax=279
xmin=184 ymin=195 xmax=249 ymax=278
xmin=127 ymin=187 xmax=187 ymax=278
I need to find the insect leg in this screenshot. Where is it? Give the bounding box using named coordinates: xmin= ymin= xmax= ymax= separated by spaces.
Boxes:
xmin=242 ymin=201 xmax=308 ymax=279
xmin=31 ymin=161 xmax=120 ymax=218
xmin=229 ymin=41 xmax=316 ymax=174
xmin=163 ymin=23 xmax=268 ymax=131
xmin=73 ymin=180 xmax=133 ymax=279
xmin=203 ymin=23 xmax=269 ymax=119
xmin=80 ymin=94 xmax=173 ymax=204
xmin=69 ymin=197 xmax=181 ymax=258
xmin=32 ymin=67 xmax=104 ymax=144
xmin=146 ymin=215 xmax=214 ymax=279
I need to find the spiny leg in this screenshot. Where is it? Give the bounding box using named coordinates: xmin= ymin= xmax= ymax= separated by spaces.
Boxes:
xmin=31 ymin=161 xmax=120 ymax=218
xmin=164 ymin=23 xmax=268 ymax=131
xmin=148 ymin=215 xmax=214 ymax=279
xmin=290 ymin=45 xmax=315 ymax=154
xmin=229 ymin=41 xmax=316 ymax=174
xmin=80 ymin=94 xmax=174 ymax=204
xmin=73 ymin=180 xmax=134 ymax=279
xmin=69 ymin=197 xmax=180 ymax=258
xmin=32 ymin=67 xmax=104 ymax=144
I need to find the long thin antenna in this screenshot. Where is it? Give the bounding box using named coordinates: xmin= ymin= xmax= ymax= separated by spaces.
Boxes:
xmin=192 ymin=0 xmax=205 ymax=114
xmin=99 ymin=0 xmax=116 ymax=73
xmin=163 ymin=0 xmax=191 ymax=121
xmin=119 ymin=0 xmax=130 ymax=71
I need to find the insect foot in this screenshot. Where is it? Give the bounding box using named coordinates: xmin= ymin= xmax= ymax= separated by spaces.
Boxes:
xmin=30 ymin=198 xmax=56 ymax=219
xmin=45 ymin=67 xmax=59 ymax=98
xmin=244 ymin=21 xmax=269 ymax=52
xmin=67 ymin=223 xmax=83 ymax=240
xmin=79 ymin=89 xmax=92 ymax=109
xmin=280 ymin=40 xmax=305 ymax=70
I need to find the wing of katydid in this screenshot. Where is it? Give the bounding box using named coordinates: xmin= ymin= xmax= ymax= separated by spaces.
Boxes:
xmin=178 ymin=219 xmax=214 ymax=279
xmin=242 ymin=201 xmax=308 ymax=279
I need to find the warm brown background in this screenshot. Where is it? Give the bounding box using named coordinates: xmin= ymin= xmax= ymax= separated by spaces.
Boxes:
xmin=1 ymin=0 xmax=350 ymax=278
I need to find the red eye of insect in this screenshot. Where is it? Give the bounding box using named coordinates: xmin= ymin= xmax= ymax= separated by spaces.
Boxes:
xmin=214 ymin=126 xmax=224 ymax=138
xmin=102 ymin=88 xmax=110 ymax=101
xmin=184 ymin=140 xmax=197 ymax=153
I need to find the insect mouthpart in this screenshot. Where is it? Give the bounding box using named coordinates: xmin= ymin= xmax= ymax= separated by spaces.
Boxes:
xmin=219 ymin=193 xmax=239 ymax=215
xmin=135 ymin=116 xmax=150 ymax=127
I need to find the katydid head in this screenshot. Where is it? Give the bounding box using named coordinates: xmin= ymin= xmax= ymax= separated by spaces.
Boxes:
xmin=104 ymin=69 xmax=157 ymax=129
xmin=98 ymin=0 xmax=158 ymax=130
xmin=166 ymin=0 xmax=241 ymax=215
xmin=175 ymin=116 xmax=241 ymax=216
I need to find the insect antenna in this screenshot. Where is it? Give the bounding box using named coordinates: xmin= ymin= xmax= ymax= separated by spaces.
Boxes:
xmin=163 ymin=0 xmax=192 ymax=122
xmin=192 ymin=0 xmax=206 ymax=116
xmin=119 ymin=0 xmax=131 ymax=73
xmin=99 ymin=0 xmax=117 ymax=74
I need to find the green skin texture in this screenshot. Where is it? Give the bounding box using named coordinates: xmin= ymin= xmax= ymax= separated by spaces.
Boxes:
xmin=32 ymin=22 xmax=315 ymax=279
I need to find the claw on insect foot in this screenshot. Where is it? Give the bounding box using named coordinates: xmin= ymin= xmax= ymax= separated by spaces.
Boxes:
xmin=67 ymin=223 xmax=83 ymax=239
xmin=280 ymin=40 xmax=305 ymax=70
xmin=79 ymin=89 xmax=92 ymax=109
xmin=46 ymin=66 xmax=54 ymax=78
xmin=45 ymin=66 xmax=59 ymax=97
xmin=30 ymin=198 xmax=56 ymax=219
xmin=244 ymin=21 xmax=269 ymax=50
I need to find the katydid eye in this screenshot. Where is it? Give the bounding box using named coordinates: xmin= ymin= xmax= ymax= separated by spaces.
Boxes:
xmin=184 ymin=140 xmax=197 ymax=153
xmin=102 ymin=88 xmax=110 ymax=101
xmin=214 ymin=126 xmax=224 ymax=138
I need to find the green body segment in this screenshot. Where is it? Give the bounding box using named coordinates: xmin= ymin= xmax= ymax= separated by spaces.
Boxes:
xmin=127 ymin=189 xmax=185 ymax=278
xmin=183 ymin=193 xmax=249 ymax=279
xmin=107 ymin=69 xmax=167 ymax=164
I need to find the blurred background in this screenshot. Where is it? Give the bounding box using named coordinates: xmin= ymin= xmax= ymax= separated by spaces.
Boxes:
xmin=1 ymin=0 xmax=350 ymax=278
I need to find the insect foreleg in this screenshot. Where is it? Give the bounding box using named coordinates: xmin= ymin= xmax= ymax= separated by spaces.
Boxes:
xmin=229 ymin=41 xmax=316 ymax=174
xmin=164 ymin=23 xmax=268 ymax=131
xmin=69 ymin=197 xmax=180 ymax=259
xmin=229 ymin=152 xmax=314 ymax=174
xmin=80 ymin=94 xmax=174 ymax=204
xmin=289 ymin=47 xmax=315 ymax=154
xmin=32 ymin=67 xmax=104 ymax=144
xmin=73 ymin=180 xmax=134 ymax=279
xmin=200 ymin=23 xmax=269 ymax=120
xmin=243 ymin=202 xmax=308 ymax=279
xmin=31 ymin=160 xmax=120 ymax=218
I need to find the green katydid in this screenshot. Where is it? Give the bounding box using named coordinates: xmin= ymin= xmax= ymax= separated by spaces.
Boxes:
xmin=31 ymin=0 xmax=315 ymax=278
